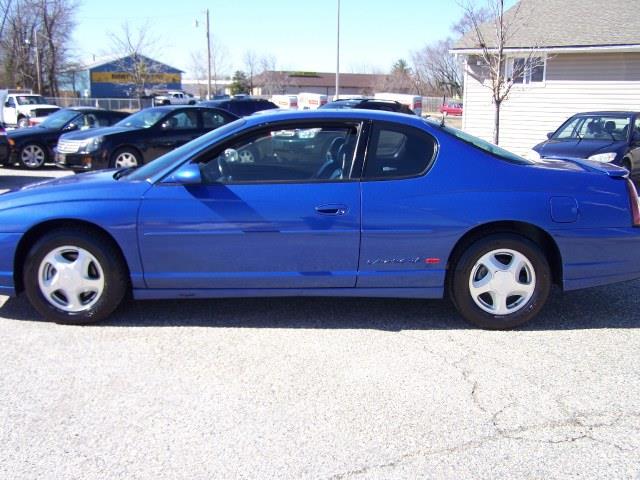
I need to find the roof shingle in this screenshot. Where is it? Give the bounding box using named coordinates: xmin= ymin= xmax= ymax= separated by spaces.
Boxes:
xmin=453 ymin=0 xmax=640 ymax=50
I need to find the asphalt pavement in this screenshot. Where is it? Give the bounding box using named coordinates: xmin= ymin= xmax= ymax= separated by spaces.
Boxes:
xmin=0 ymin=166 xmax=639 ymax=480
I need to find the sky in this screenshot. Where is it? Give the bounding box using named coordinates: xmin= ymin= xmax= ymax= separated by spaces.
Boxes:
xmin=72 ymin=0 xmax=515 ymax=78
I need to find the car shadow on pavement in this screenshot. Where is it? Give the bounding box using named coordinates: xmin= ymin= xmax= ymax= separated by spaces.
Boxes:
xmin=1 ymin=279 xmax=638 ymax=331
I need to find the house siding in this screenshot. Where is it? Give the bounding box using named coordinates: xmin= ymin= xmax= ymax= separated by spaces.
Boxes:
xmin=462 ymin=52 xmax=640 ymax=155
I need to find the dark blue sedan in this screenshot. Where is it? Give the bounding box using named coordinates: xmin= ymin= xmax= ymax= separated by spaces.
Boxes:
xmin=530 ymin=111 xmax=640 ymax=174
xmin=0 ymin=110 xmax=639 ymax=329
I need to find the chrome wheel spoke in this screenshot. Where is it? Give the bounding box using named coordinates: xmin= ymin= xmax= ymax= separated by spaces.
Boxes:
xmin=490 ymin=290 xmax=510 ymax=316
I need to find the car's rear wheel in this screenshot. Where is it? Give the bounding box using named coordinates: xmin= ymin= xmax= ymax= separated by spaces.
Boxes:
xmin=20 ymin=143 xmax=47 ymax=169
xmin=23 ymin=228 xmax=128 ymax=324
xmin=450 ymin=234 xmax=551 ymax=330
xmin=111 ymin=148 xmax=141 ymax=169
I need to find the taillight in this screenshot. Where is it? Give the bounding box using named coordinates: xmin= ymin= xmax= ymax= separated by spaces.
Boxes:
xmin=626 ymin=179 xmax=640 ymax=226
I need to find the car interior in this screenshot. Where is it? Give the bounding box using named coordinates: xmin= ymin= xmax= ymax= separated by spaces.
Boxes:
xmin=198 ymin=126 xmax=358 ymax=183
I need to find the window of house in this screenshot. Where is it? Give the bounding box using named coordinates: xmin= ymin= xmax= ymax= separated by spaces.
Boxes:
xmin=507 ymin=56 xmax=546 ymax=85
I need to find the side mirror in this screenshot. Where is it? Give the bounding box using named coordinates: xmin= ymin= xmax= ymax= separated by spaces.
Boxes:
xmin=64 ymin=123 xmax=79 ymax=131
xmin=546 ymin=132 xmax=554 ymax=139
xmin=163 ymin=163 xmax=201 ymax=185
xmin=4 ymin=101 xmax=10 ymax=108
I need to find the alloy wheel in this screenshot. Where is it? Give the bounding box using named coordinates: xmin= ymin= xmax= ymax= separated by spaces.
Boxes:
xmin=468 ymin=248 xmax=536 ymax=316
xmin=37 ymin=246 xmax=105 ymax=313
xmin=21 ymin=145 xmax=46 ymax=168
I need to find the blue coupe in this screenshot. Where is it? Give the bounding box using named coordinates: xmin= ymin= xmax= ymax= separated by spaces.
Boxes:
xmin=0 ymin=110 xmax=639 ymax=329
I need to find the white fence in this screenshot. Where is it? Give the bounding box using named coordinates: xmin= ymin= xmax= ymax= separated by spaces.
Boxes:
xmin=44 ymin=97 xmax=146 ymax=111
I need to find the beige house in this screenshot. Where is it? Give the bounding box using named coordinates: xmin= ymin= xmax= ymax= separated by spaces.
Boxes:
xmin=452 ymin=0 xmax=640 ymax=155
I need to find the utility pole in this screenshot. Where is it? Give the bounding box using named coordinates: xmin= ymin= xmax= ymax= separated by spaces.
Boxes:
xmin=206 ymin=8 xmax=212 ymax=100
xmin=335 ymin=0 xmax=340 ymax=100
xmin=34 ymin=31 xmax=41 ymax=94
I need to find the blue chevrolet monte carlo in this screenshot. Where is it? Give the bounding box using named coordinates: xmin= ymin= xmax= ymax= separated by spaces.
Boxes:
xmin=0 ymin=110 xmax=639 ymax=330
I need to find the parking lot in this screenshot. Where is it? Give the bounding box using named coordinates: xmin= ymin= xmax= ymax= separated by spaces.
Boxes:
xmin=0 ymin=168 xmax=639 ymax=479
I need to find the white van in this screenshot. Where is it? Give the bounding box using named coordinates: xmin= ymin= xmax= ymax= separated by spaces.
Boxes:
xmin=270 ymin=95 xmax=298 ymax=110
xmin=374 ymin=93 xmax=423 ymax=117
xmin=297 ymin=93 xmax=328 ymax=110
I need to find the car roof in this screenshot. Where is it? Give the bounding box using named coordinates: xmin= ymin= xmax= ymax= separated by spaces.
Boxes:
xmin=573 ymin=111 xmax=639 ymax=116
xmin=242 ymin=108 xmax=424 ymax=128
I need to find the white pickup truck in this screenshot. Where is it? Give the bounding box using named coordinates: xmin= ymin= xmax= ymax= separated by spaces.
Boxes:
xmin=0 ymin=90 xmax=60 ymax=128
xmin=152 ymin=90 xmax=196 ymax=106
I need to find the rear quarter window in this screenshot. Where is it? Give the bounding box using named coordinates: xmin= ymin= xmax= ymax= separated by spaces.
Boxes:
xmin=363 ymin=123 xmax=437 ymax=180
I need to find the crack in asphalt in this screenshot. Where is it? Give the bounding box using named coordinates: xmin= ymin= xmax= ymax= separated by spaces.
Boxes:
xmin=327 ymin=413 xmax=640 ymax=479
xmin=328 ymin=331 xmax=640 ymax=479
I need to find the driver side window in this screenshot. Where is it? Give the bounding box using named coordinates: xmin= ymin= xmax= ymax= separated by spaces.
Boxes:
xmin=198 ymin=123 xmax=360 ymax=184
xmin=164 ymin=110 xmax=198 ymax=130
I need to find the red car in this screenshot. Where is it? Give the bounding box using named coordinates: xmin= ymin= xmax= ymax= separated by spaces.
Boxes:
xmin=439 ymin=102 xmax=463 ymax=116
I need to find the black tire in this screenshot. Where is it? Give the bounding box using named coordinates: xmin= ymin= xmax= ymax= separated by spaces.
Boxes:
xmin=110 ymin=147 xmax=142 ymax=169
xmin=450 ymin=234 xmax=551 ymax=330
xmin=23 ymin=228 xmax=129 ymax=324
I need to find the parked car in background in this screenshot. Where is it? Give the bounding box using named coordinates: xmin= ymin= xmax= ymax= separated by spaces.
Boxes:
xmin=0 ymin=90 xmax=60 ymax=128
xmin=55 ymin=106 xmax=237 ymax=171
xmin=439 ymin=102 xmax=463 ymax=116
xmin=374 ymin=93 xmax=423 ymax=116
xmin=152 ymin=90 xmax=196 ymax=106
xmin=0 ymin=107 xmax=129 ymax=169
xmin=320 ymin=97 xmax=416 ymax=115
xmin=3 ymin=110 xmax=639 ymax=330
xmin=529 ymin=111 xmax=640 ymax=175
xmin=201 ymin=97 xmax=279 ymax=117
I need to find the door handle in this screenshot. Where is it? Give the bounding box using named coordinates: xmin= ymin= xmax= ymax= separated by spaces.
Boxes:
xmin=315 ymin=204 xmax=348 ymax=216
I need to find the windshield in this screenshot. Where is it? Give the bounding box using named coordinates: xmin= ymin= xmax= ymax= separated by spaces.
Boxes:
xmin=114 ymin=108 xmax=166 ymax=129
xmin=124 ymin=118 xmax=247 ymax=181
xmin=16 ymin=95 xmax=47 ymax=105
xmin=431 ymin=120 xmax=534 ymax=165
xmin=39 ymin=109 xmax=80 ymax=129
xmin=552 ymin=115 xmax=631 ymax=142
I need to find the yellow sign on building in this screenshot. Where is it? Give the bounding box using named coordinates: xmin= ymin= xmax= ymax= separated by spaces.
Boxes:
xmin=91 ymin=72 xmax=181 ymax=84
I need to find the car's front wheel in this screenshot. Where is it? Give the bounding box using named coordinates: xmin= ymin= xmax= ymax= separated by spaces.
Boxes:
xmin=111 ymin=148 xmax=141 ymax=169
xmin=20 ymin=144 xmax=47 ymax=169
xmin=23 ymin=228 xmax=128 ymax=324
xmin=450 ymin=234 xmax=551 ymax=330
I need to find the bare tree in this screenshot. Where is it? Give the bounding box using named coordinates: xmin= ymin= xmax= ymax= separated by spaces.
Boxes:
xmin=460 ymin=0 xmax=544 ymax=144
xmin=0 ymin=0 xmax=77 ymax=95
xmin=108 ymin=22 xmax=162 ymax=98
xmin=189 ymin=36 xmax=230 ymax=97
xmin=255 ymin=54 xmax=290 ymax=95
xmin=412 ymin=38 xmax=463 ymax=97
xmin=243 ymin=50 xmax=259 ymax=94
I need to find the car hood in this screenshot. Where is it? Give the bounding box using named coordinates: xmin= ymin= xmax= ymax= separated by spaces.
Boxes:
xmin=0 ymin=169 xmax=151 ymax=211
xmin=20 ymin=104 xmax=59 ymax=112
xmin=8 ymin=126 xmax=58 ymax=139
xmin=535 ymin=138 xmax=626 ymax=159
xmin=61 ymin=126 xmax=134 ymax=140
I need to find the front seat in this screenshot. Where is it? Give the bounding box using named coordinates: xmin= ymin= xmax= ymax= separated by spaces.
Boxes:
xmin=314 ymin=137 xmax=345 ymax=179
